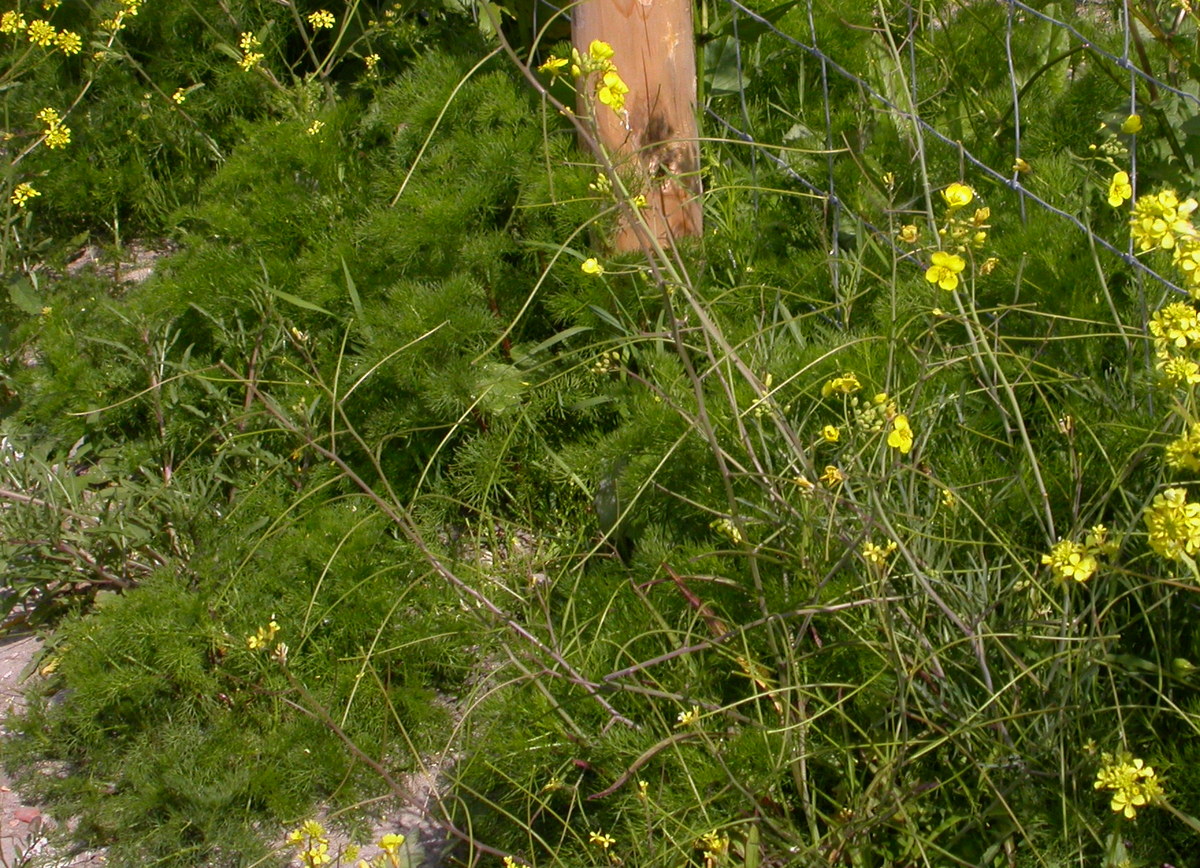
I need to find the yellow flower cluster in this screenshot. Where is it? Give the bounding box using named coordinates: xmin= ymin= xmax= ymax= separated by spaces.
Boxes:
xmin=581 ymin=257 xmax=604 ymax=275
xmin=55 ymin=28 xmax=80 ymax=53
xmin=10 ymin=182 xmax=41 ymax=208
xmin=1149 ymin=301 xmax=1200 ymax=386
xmin=1144 ymin=487 xmax=1200 ymax=560
xmin=538 ymin=40 xmax=629 ymax=115
xmin=0 ymin=13 xmax=79 ymax=53
xmin=850 ymin=391 xmax=894 ymax=433
xmin=287 ymin=819 xmax=332 ymax=867
xmin=1040 ymin=526 xmax=1114 ymax=583
xmin=364 ymin=53 xmax=380 ymax=73
xmin=307 ymin=10 xmax=335 ymax=29
xmin=1130 ymin=188 xmax=1198 ymax=253
xmin=1094 ymin=752 xmax=1163 ymax=819
xmin=934 ymin=182 xmax=990 ymax=255
xmin=698 ymin=830 xmax=731 ymax=867
xmin=1151 ymin=302 xmax=1200 ymax=351
xmin=589 ymin=830 xmax=616 ymax=849
xmin=1165 ymin=422 xmax=1200 ymax=471
xmin=862 ymin=539 xmax=897 ymax=565
xmin=246 ymin=619 xmax=279 ymax=650
xmin=36 ymin=106 xmax=70 ymax=149
xmin=100 ymin=0 xmax=142 ymax=32
xmin=0 ymin=11 xmax=25 ymax=33
xmin=27 ymin=18 xmax=54 ymax=45
xmin=710 ymin=517 xmax=743 ymax=544
xmin=238 ymin=31 xmax=264 ymax=71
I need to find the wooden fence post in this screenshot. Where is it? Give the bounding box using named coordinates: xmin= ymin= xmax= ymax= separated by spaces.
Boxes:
xmin=572 ymin=0 xmax=703 ymax=251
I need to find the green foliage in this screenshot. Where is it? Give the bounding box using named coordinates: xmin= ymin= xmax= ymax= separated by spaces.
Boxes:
xmin=2 ymin=1 xmax=1200 ymax=866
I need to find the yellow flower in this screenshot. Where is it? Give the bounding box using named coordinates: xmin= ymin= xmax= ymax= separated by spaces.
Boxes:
xmin=44 ymin=123 xmax=71 ymax=149
xmin=1165 ymin=423 xmax=1200 ymax=471
xmin=821 ymin=424 xmax=840 ymax=443
xmin=887 ymin=414 xmax=913 ymax=454
xmin=538 ymin=55 xmax=568 ymax=75
xmin=172 ymin=88 xmax=188 ymax=104
xmin=821 ymin=372 xmax=861 ymax=397
xmin=1130 ymin=188 xmax=1198 ymax=251
xmin=1107 ymin=171 xmax=1132 ymax=207
xmin=1012 ymin=157 xmax=1031 ymax=174
xmin=239 ymin=51 xmax=264 ymax=71
xmin=1160 ymin=355 xmax=1200 ymax=386
xmin=941 ymin=182 xmax=974 ymax=211
xmin=0 ymin=11 xmax=27 ymax=33
xmin=597 ymin=69 xmax=628 ymax=113
xmin=820 ymin=465 xmax=844 ymax=486
xmin=1149 ymin=301 xmax=1200 ymax=353
xmin=675 ymin=705 xmax=701 ymax=727
xmin=1173 ymin=237 xmax=1200 ymax=294
xmin=1145 ymin=487 xmax=1200 ymax=560
xmin=1121 ymin=114 xmax=1143 ymax=134
xmin=26 ymin=18 xmax=55 ymax=46
xmin=1041 ymin=540 xmax=1098 ymax=583
xmin=300 ymin=819 xmax=327 ymax=841
xmin=589 ymin=830 xmax=616 ymax=849
xmin=581 ymin=257 xmax=604 ymax=276
xmin=364 ymin=53 xmax=380 ymax=71
xmin=306 ymin=120 xmax=325 ymax=136
xmin=925 ymin=250 xmax=965 ymax=291
xmin=979 ymin=256 xmax=1000 ymax=276
xmin=54 ymin=29 xmax=81 ymax=54
xmin=10 ymin=183 xmax=41 ymax=208
xmin=897 ymin=224 xmax=919 ymax=243
xmin=862 ymin=540 xmax=897 ymax=565
xmin=238 ymin=32 xmax=260 ymax=52
xmin=588 ymin=40 xmax=614 ymax=62
xmin=308 ymin=10 xmax=336 ymax=29
xmin=378 ymin=833 xmax=405 ymax=856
